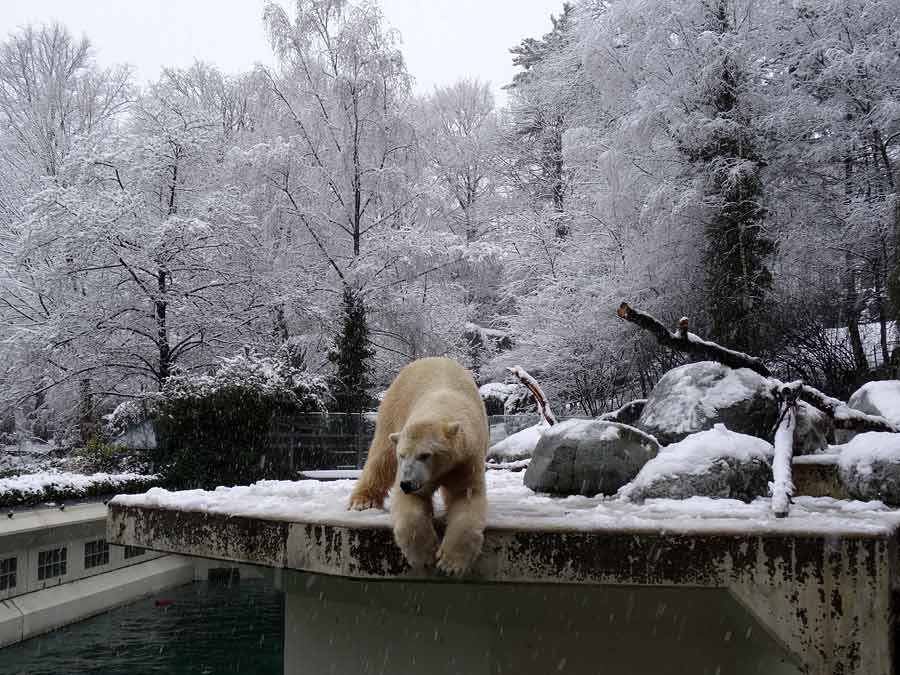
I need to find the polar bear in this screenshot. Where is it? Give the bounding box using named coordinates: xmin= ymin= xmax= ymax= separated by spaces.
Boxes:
xmin=348 ymin=357 xmax=489 ymax=575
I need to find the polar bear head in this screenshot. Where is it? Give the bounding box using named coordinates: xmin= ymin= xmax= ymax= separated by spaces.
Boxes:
xmin=390 ymin=421 xmax=461 ymax=494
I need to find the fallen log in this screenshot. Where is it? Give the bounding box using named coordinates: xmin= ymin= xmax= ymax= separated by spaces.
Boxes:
xmin=771 ymin=382 xmax=801 ymax=518
xmin=616 ymin=303 xmax=771 ymax=377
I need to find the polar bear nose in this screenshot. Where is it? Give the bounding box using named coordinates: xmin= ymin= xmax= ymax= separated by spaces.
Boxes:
xmin=400 ymin=480 xmax=416 ymax=494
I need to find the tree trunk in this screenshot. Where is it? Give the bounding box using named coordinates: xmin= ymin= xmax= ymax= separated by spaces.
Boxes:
xmin=844 ymin=253 xmax=868 ymax=371
xmin=79 ymin=378 xmax=93 ymax=444
xmin=156 ymin=269 xmax=170 ymax=384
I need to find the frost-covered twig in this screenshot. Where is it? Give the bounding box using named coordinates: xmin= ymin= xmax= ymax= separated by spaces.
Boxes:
xmin=771 ymin=383 xmax=800 ymax=518
xmin=507 ymin=366 xmax=557 ymax=425
xmin=617 ymin=303 xmax=771 ymax=377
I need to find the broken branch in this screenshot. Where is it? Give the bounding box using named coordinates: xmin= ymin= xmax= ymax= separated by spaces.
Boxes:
xmin=507 ymin=366 xmax=557 ymax=426
xmin=617 ymin=302 xmax=771 ymax=377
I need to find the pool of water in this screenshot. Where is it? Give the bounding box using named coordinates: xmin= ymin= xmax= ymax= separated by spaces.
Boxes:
xmin=2 ymin=579 xmax=283 ymax=675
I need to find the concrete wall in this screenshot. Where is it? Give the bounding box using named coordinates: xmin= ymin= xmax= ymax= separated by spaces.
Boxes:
xmin=0 ymin=504 xmax=166 ymax=602
xmin=0 ymin=555 xmax=194 ymax=647
xmin=0 ymin=503 xmax=250 ymax=649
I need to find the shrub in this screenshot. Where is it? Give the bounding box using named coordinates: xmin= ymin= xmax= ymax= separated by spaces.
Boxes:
xmin=153 ymin=351 xmax=329 ymax=489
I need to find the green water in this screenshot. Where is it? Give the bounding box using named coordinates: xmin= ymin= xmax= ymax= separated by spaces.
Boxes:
xmin=1 ymin=579 xmax=283 ymax=675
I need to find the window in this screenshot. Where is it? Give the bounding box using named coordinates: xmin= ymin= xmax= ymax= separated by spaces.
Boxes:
xmin=84 ymin=539 xmax=110 ymax=569
xmin=37 ymin=547 xmax=67 ymax=580
xmin=0 ymin=556 xmax=16 ymax=591
xmin=123 ymin=546 xmax=145 ymax=559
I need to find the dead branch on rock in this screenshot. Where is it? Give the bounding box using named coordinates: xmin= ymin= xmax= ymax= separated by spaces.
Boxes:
xmin=799 ymin=385 xmax=898 ymax=433
xmin=617 ymin=303 xmax=771 ymax=377
xmin=617 ymin=302 xmax=898 ymax=434
xmin=507 ymin=366 xmax=557 ymax=426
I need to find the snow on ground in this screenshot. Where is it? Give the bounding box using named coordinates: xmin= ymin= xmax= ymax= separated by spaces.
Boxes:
xmin=112 ymin=468 xmax=900 ymax=537
xmin=622 ymin=425 xmax=771 ymax=494
xmin=793 ymin=454 xmax=840 ymax=465
xmin=0 ymin=471 xmax=158 ymax=499
xmin=838 ymin=432 xmax=900 ymax=476
xmin=297 ymin=469 xmax=362 ymax=480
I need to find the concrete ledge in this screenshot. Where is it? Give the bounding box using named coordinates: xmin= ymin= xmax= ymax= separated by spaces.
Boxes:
xmin=108 ymin=501 xmax=898 ymax=674
xmin=0 ymin=555 xmax=194 ymax=648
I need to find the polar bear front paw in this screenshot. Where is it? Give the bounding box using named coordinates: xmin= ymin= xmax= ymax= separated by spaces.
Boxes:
xmin=436 ymin=529 xmax=483 ymax=576
xmin=394 ymin=521 xmax=439 ymax=568
xmin=348 ymin=492 xmax=384 ymax=511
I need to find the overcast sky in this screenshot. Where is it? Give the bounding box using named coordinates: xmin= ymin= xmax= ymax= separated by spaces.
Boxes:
xmin=0 ymin=0 xmax=563 ymax=102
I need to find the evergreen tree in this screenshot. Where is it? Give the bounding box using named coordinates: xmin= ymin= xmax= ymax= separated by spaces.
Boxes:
xmin=329 ymin=286 xmax=375 ymax=412
xmin=505 ymin=3 xmax=576 ymax=215
xmin=683 ymin=1 xmax=774 ymax=353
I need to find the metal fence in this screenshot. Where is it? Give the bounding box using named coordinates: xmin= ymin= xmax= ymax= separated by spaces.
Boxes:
xmin=266 ymin=413 xmax=596 ymax=476
xmin=266 ymin=413 xmax=560 ymax=472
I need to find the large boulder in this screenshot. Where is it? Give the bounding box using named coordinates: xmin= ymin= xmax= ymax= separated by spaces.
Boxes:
xmin=848 ymin=381 xmax=900 ymax=424
xmin=836 ymin=380 xmax=900 ymax=443
xmin=621 ymin=425 xmax=773 ymax=503
xmin=487 ymin=424 xmax=545 ymax=463
xmin=524 ymin=419 xmax=659 ymax=497
xmin=837 ymin=431 xmax=900 ymax=505
xmin=636 ymin=361 xmax=830 ymax=453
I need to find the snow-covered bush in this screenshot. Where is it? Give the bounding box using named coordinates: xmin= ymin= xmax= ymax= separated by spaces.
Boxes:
xmin=0 ymin=471 xmax=159 ymax=508
xmin=103 ymin=399 xmax=158 ymax=439
xmin=154 ymin=351 xmax=331 ymax=489
xmin=161 ymin=351 xmax=330 ymax=411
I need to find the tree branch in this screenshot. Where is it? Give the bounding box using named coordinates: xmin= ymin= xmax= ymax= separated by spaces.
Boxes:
xmin=617 ymin=302 xmax=771 ymax=377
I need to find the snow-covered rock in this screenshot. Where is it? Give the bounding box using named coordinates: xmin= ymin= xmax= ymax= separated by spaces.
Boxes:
xmin=600 ymin=399 xmax=646 ymax=426
xmin=487 ymin=423 xmax=546 ymax=463
xmin=636 ymin=361 xmax=829 ymax=453
xmin=479 ymin=382 xmax=526 ymax=416
xmin=621 ymin=425 xmax=773 ymax=503
xmin=524 ymin=419 xmax=659 ymax=497
xmin=837 ymin=381 xmax=900 ymax=443
xmin=837 ymin=432 xmax=900 ymax=505
xmin=637 ymin=362 xmax=775 ymax=445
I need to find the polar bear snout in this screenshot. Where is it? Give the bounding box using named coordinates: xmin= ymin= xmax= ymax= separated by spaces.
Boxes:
xmin=397 ymin=455 xmax=430 ymax=494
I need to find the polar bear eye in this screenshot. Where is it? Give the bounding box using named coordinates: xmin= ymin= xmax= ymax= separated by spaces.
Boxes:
xmin=417 ymin=453 xmax=432 ymax=462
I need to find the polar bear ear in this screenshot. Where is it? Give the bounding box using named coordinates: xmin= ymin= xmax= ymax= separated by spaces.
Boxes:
xmin=444 ymin=421 xmax=460 ymax=437
xmin=389 ymin=432 xmax=400 ymax=444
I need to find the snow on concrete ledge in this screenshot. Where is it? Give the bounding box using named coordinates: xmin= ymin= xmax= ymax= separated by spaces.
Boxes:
xmin=110 ymin=470 xmax=900 ymax=538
